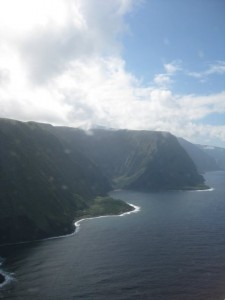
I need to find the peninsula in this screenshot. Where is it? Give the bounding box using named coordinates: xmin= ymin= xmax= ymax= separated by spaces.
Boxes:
xmin=0 ymin=118 xmax=207 ymax=244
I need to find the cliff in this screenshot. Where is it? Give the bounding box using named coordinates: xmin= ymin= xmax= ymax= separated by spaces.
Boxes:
xmin=0 ymin=119 xmax=207 ymax=244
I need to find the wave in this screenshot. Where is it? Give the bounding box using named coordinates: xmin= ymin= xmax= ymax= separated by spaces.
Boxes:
xmin=74 ymin=203 xmax=141 ymax=233
xmin=120 ymin=203 xmax=140 ymax=215
xmin=0 ymin=202 xmax=140 ymax=246
xmin=0 ymin=202 xmax=139 ymax=288
xmin=0 ymin=259 xmax=14 ymax=288
xmin=0 ymin=271 xmax=14 ymax=288
xmin=190 ymin=187 xmax=214 ymax=192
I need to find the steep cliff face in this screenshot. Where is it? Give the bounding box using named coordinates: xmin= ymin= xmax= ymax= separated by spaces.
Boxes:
xmin=125 ymin=132 xmax=205 ymax=191
xmin=0 ymin=119 xmax=110 ymax=244
xmin=178 ymin=138 xmax=219 ymax=173
xmin=49 ymin=127 xmax=206 ymax=191
xmin=0 ymin=119 xmax=207 ymax=244
xmin=197 ymin=144 xmax=225 ymax=170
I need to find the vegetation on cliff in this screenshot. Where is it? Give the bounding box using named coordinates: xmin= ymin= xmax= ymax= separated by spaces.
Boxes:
xmin=49 ymin=127 xmax=206 ymax=191
xmin=0 ymin=118 xmax=208 ymax=244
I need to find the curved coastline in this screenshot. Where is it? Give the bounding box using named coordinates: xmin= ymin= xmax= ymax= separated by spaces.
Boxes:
xmin=0 ymin=259 xmax=13 ymax=288
xmin=0 ymin=271 xmax=13 ymax=288
xmin=74 ymin=202 xmax=140 ymax=233
xmin=0 ymin=202 xmax=140 ymax=246
xmin=0 ymin=203 xmax=141 ymax=289
xmin=176 ymin=186 xmax=214 ymax=193
xmin=0 ymin=201 xmax=140 ymax=288
xmin=189 ymin=187 xmax=214 ymax=192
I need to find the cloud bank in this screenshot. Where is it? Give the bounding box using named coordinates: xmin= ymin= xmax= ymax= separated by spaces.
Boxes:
xmin=0 ymin=0 xmax=225 ymax=146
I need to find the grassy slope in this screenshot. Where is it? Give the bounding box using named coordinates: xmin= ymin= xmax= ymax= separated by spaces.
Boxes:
xmin=49 ymin=127 xmax=207 ymax=191
xmin=75 ymin=196 xmax=134 ymax=221
xmin=0 ymin=119 xmax=112 ymax=244
xmin=0 ymin=119 xmax=209 ymax=244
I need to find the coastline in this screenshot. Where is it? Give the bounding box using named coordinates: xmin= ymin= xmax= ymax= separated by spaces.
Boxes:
xmin=74 ymin=203 xmax=140 ymax=233
xmin=0 ymin=201 xmax=140 ymax=288
xmin=0 ymin=271 xmax=12 ymax=288
xmin=0 ymin=201 xmax=140 ymax=247
xmin=0 ymin=202 xmax=141 ymax=289
xmin=0 ymin=258 xmax=13 ymax=288
xmin=187 ymin=187 xmax=214 ymax=192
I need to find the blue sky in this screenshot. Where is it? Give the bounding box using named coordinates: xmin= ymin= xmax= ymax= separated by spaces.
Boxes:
xmin=123 ymin=0 xmax=225 ymax=94
xmin=0 ymin=0 xmax=224 ymax=147
xmin=121 ymin=0 xmax=225 ymax=147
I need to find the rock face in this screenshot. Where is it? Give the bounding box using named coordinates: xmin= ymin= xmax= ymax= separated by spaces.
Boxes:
xmin=50 ymin=127 xmax=206 ymax=191
xmin=0 ymin=119 xmax=206 ymax=244
xmin=197 ymin=144 xmax=225 ymax=170
xmin=0 ymin=119 xmax=110 ymax=244
xmin=178 ymin=138 xmax=219 ymax=173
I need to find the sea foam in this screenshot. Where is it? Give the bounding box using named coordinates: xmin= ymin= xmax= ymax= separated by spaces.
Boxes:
xmin=0 ymin=202 xmax=140 ymax=247
xmin=0 ymin=271 xmax=13 ymax=288
xmin=74 ymin=202 xmax=141 ymax=233
xmin=191 ymin=187 xmax=214 ymax=192
xmin=0 ymin=259 xmax=14 ymax=288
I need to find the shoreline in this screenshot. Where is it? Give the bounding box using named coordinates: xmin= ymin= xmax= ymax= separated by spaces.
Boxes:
xmin=0 ymin=271 xmax=12 ymax=288
xmin=0 ymin=259 xmax=13 ymax=288
xmin=0 ymin=201 xmax=140 ymax=288
xmin=175 ymin=186 xmax=214 ymax=193
xmin=187 ymin=187 xmax=214 ymax=192
xmin=0 ymin=202 xmax=140 ymax=247
xmin=74 ymin=203 xmax=140 ymax=233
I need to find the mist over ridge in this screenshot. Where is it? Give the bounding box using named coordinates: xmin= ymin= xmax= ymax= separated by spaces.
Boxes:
xmin=0 ymin=118 xmax=214 ymax=244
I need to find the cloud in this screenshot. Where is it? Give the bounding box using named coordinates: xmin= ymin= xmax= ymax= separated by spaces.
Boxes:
xmin=180 ymin=92 xmax=225 ymax=119
xmin=153 ymin=60 xmax=181 ymax=88
xmin=0 ymin=0 xmax=133 ymax=84
xmin=0 ymin=0 xmax=225 ymax=147
xmin=206 ymin=61 xmax=225 ymax=75
xmin=164 ymin=61 xmax=181 ymax=74
xmin=153 ymin=74 xmax=172 ymax=87
xmin=187 ymin=61 xmax=225 ymax=79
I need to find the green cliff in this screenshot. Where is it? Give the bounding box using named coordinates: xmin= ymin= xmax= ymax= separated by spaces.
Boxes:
xmin=0 ymin=119 xmax=207 ymax=244
xmin=49 ymin=127 xmax=206 ymax=191
xmin=0 ymin=119 xmax=111 ymax=244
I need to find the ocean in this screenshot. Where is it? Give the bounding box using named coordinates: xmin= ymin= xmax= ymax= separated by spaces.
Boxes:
xmin=0 ymin=171 xmax=225 ymax=299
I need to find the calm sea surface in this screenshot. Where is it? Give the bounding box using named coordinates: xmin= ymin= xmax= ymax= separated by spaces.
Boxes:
xmin=0 ymin=171 xmax=225 ymax=300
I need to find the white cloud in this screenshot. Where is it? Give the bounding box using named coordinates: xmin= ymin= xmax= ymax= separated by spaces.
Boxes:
xmin=0 ymin=0 xmax=133 ymax=84
xmin=153 ymin=60 xmax=181 ymax=88
xmin=153 ymin=74 xmax=172 ymax=87
xmin=164 ymin=61 xmax=181 ymax=74
xmin=207 ymin=61 xmax=225 ymax=75
xmin=187 ymin=61 xmax=225 ymax=79
xmin=0 ymin=0 xmax=225 ymax=147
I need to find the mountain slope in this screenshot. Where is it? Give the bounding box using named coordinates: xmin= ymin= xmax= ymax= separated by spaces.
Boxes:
xmin=0 ymin=119 xmax=208 ymax=244
xmin=197 ymin=145 xmax=225 ymax=170
xmin=178 ymin=138 xmax=219 ymax=173
xmin=47 ymin=127 xmax=206 ymax=191
xmin=0 ymin=119 xmax=110 ymax=244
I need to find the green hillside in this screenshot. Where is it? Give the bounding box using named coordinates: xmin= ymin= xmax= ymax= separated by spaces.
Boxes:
xmin=49 ymin=127 xmax=206 ymax=191
xmin=0 ymin=119 xmax=111 ymax=244
xmin=0 ymin=119 xmax=207 ymax=244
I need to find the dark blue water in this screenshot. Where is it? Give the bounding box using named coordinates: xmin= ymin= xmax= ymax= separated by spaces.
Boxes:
xmin=0 ymin=171 xmax=225 ymax=300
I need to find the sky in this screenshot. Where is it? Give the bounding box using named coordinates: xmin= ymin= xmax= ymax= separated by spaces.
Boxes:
xmin=0 ymin=0 xmax=225 ymax=147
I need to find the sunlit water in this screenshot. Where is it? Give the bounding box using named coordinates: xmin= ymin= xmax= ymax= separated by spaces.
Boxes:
xmin=0 ymin=171 xmax=225 ymax=300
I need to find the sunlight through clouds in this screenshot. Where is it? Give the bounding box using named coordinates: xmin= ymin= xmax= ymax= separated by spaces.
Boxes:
xmin=0 ymin=0 xmax=225 ymax=146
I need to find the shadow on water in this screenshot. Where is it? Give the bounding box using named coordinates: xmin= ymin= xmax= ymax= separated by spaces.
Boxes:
xmin=0 ymin=171 xmax=225 ymax=300
xmin=2 ymin=242 xmax=49 ymax=269
xmin=0 ymin=234 xmax=79 ymax=299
